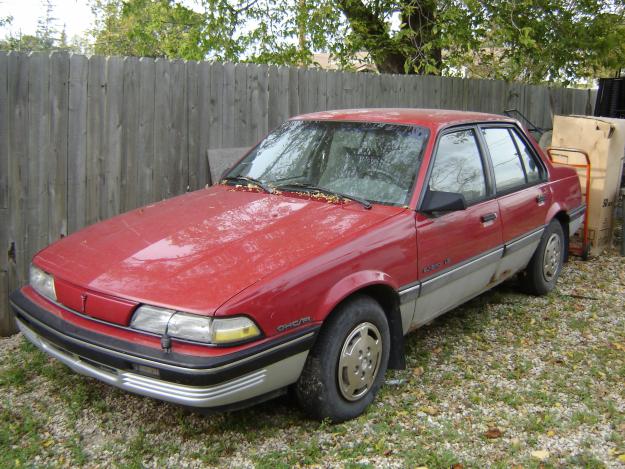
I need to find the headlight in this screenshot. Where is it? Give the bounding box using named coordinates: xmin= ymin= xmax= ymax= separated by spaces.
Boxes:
xmin=130 ymin=305 xmax=175 ymax=334
xmin=29 ymin=265 xmax=56 ymax=301
xmin=168 ymin=313 xmax=212 ymax=343
xmin=130 ymin=306 xmax=261 ymax=345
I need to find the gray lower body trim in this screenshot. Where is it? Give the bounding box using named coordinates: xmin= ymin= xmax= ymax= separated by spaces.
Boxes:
xmin=568 ymin=204 xmax=586 ymax=221
xmin=17 ymin=318 xmax=308 ymax=408
xmin=503 ymin=227 xmax=544 ymax=257
xmin=420 ymin=248 xmax=504 ymax=296
xmin=398 ymin=226 xmax=546 ymax=334
xmin=568 ymin=205 xmax=586 ymax=236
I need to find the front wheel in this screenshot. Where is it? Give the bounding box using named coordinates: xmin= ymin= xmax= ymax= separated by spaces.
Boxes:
xmin=295 ymin=295 xmax=390 ymax=423
xmin=521 ymin=220 xmax=565 ymax=295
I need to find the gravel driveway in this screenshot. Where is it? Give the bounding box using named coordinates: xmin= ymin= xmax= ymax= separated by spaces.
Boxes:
xmin=1 ymin=253 xmax=624 ymax=468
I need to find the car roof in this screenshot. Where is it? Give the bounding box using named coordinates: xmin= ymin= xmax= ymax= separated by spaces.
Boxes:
xmin=293 ymin=108 xmax=517 ymax=130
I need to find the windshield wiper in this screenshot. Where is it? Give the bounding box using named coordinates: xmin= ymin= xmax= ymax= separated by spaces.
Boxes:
xmin=221 ymin=176 xmax=274 ymax=194
xmin=276 ymin=182 xmax=372 ymax=209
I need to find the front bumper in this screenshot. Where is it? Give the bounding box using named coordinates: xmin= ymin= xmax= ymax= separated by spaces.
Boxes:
xmin=10 ymin=290 xmax=317 ymax=408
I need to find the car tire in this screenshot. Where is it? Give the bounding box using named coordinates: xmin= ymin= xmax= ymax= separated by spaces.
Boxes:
xmin=295 ymin=295 xmax=390 ymax=423
xmin=521 ymin=220 xmax=565 ymax=295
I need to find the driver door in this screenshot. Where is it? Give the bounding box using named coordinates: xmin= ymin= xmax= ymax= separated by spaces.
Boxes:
xmin=412 ymin=127 xmax=504 ymax=327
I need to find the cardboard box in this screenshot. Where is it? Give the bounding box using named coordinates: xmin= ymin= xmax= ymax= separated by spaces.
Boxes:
xmin=551 ymin=115 xmax=625 ymax=256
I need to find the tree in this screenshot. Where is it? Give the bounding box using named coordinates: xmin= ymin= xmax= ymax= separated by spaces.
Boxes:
xmin=90 ymin=0 xmax=214 ymax=60
xmin=89 ymin=0 xmax=625 ymax=83
xmin=0 ymin=0 xmax=84 ymax=52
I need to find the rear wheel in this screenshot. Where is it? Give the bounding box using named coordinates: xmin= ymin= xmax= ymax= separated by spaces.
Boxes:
xmin=521 ymin=220 xmax=565 ymax=295
xmin=295 ymin=295 xmax=390 ymax=423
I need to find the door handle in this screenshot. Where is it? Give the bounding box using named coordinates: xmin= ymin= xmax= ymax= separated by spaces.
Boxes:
xmin=536 ymin=194 xmax=546 ymax=204
xmin=481 ymin=213 xmax=497 ymax=223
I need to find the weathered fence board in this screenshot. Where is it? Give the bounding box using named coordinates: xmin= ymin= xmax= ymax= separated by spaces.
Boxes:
xmin=121 ymin=56 xmax=140 ymax=212
xmin=68 ymin=54 xmax=88 ymax=233
xmin=0 ymin=53 xmax=7 ymax=212
xmin=49 ymin=52 xmax=69 ymax=243
xmin=137 ymin=57 xmax=155 ymax=207
xmin=7 ymin=52 xmax=30 ymax=299
xmin=0 ymin=51 xmax=596 ymax=335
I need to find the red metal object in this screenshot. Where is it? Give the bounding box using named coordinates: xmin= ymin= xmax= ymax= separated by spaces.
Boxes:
xmin=546 ymin=147 xmax=591 ymax=259
xmin=24 ymin=109 xmax=583 ymax=354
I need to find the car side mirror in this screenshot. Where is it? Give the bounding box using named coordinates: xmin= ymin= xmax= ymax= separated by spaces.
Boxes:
xmin=421 ymin=190 xmax=467 ymax=213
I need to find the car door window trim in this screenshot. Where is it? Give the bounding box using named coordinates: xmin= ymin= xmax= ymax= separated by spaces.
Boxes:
xmin=417 ymin=125 xmax=495 ymax=211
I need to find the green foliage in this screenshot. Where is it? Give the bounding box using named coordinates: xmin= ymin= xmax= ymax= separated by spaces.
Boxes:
xmin=91 ymin=0 xmax=209 ymax=59
xmin=88 ymin=0 xmax=625 ymax=83
xmin=446 ymin=0 xmax=625 ymax=84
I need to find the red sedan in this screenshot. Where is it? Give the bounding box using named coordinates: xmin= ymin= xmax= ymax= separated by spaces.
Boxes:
xmin=11 ymin=109 xmax=584 ymax=422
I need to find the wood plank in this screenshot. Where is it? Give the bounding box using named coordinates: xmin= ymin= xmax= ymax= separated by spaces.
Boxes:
xmin=247 ymin=64 xmax=261 ymax=144
xmin=268 ymin=65 xmax=288 ymax=131
xmin=288 ymin=67 xmax=299 ymax=117
xmin=186 ymin=60 xmax=200 ymax=191
xmin=325 ymin=70 xmax=338 ymax=110
xmin=0 ymin=271 xmax=15 ymax=336
xmin=343 ymin=71 xmax=356 ymax=108
xmin=67 ymin=54 xmax=88 ymax=233
xmin=121 ymin=56 xmax=140 ymax=212
xmin=27 ymin=52 xmax=50 ymax=264
xmin=256 ymin=64 xmax=269 ymax=139
xmin=48 ymin=52 xmax=69 ymax=243
xmin=86 ymin=55 xmax=105 ymax=224
xmin=0 ymin=53 xmax=8 ymax=211
xmin=137 ymin=57 xmax=155 ymax=205
xmin=0 ymin=208 xmax=6 ymax=273
xmin=7 ymin=52 xmax=30 ymax=292
xmin=354 ymin=72 xmax=366 ymax=108
xmin=208 ymin=62 xmax=223 ymax=150
xmin=0 ymin=54 xmax=8 ymax=325
xmin=103 ymin=56 xmax=123 ymax=218
xmin=154 ymin=58 xmax=170 ymax=201
xmin=196 ymin=61 xmax=211 ymax=186
xmin=235 ymin=63 xmax=248 ymax=145
xmin=221 ymin=64 xmax=235 ymax=148
xmin=298 ymin=68 xmax=309 ymax=113
xmin=170 ymin=59 xmax=188 ymax=196
xmin=307 ymin=68 xmax=320 ymax=112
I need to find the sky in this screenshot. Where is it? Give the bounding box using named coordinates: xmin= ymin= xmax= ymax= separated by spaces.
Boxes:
xmin=0 ymin=0 xmax=202 ymax=41
xmin=0 ymin=0 xmax=95 ymax=39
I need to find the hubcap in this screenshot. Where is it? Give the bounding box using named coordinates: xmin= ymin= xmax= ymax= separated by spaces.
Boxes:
xmin=543 ymin=233 xmax=561 ymax=281
xmin=337 ymin=322 xmax=382 ymax=401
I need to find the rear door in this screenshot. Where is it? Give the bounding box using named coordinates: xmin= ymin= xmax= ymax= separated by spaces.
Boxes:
xmin=413 ymin=127 xmax=503 ymax=328
xmin=479 ymin=125 xmax=550 ymax=275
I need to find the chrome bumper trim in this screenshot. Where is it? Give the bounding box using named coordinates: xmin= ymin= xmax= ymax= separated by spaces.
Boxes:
xmin=17 ymin=318 xmax=309 ymax=407
xmin=11 ymin=297 xmax=314 ymax=375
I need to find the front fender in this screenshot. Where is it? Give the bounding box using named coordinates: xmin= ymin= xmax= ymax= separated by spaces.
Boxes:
xmin=319 ymin=270 xmax=399 ymax=318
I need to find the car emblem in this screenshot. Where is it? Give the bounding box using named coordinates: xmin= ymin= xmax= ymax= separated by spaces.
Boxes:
xmin=80 ymin=294 xmax=88 ymax=313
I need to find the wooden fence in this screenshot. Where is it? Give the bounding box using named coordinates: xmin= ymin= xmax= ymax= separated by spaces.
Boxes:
xmin=0 ymin=51 xmax=595 ymax=335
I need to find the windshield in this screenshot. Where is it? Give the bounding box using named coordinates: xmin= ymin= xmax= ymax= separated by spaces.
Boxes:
xmin=226 ymin=120 xmax=430 ymax=205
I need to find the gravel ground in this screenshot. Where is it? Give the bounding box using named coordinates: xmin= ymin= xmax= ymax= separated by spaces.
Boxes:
xmin=1 ymin=252 xmax=624 ymax=468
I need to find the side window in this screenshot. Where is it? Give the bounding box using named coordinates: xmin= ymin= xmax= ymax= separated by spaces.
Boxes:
xmin=429 ymin=130 xmax=487 ymax=204
xmin=511 ymin=130 xmax=544 ymax=183
xmin=482 ymin=128 xmax=526 ymax=192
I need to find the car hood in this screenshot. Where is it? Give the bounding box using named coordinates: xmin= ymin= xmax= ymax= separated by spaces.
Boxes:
xmin=36 ymin=185 xmax=404 ymax=315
